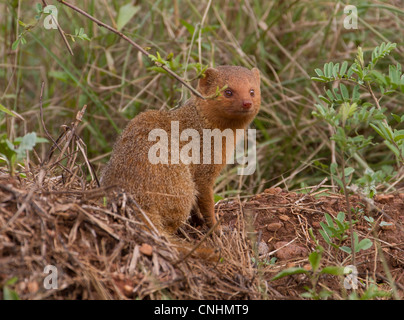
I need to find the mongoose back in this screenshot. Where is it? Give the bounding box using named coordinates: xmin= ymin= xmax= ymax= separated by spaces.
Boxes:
xmin=101 ymin=66 xmax=261 ymax=236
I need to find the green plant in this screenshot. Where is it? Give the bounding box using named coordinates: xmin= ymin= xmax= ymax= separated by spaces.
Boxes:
xmin=148 ymin=51 xmax=208 ymax=80
xmin=319 ymin=212 xmax=353 ymax=245
xmin=311 ymin=42 xmax=403 ymax=262
xmin=356 ymin=166 xmax=395 ymax=198
xmin=319 ymin=211 xmax=372 ymax=255
xmin=339 ymin=231 xmax=372 ymax=255
xmin=251 ymin=256 xmax=277 ymax=267
xmin=312 ymin=42 xmax=404 ymax=169
xmin=2 ymin=277 xmax=20 ymax=300
xmin=12 ymin=3 xmax=91 ymax=50
xmin=348 ymin=283 xmax=391 ymax=300
xmin=0 ymin=132 xmax=47 ymax=176
xmin=364 ymin=215 xmax=393 ymax=231
xmin=272 ymin=229 xmax=346 ymax=300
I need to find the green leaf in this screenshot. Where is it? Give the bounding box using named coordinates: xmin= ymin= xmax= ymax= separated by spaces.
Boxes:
xmin=18 ymin=20 xmax=27 ymax=27
xmin=308 ymin=228 xmax=318 ymax=244
xmin=344 ymin=167 xmax=355 ymax=177
xmin=314 ymin=68 xmax=324 ymax=77
xmin=271 ymin=267 xmax=308 ymax=281
xmin=364 ymin=216 xmax=374 ymax=224
xmin=311 ymin=77 xmax=327 ymax=82
xmin=340 ymin=83 xmax=349 ymax=101
xmin=147 ymin=66 xmax=167 ymax=74
xmin=340 ymin=246 xmax=352 ymax=254
xmin=334 ymin=219 xmax=346 ymax=235
xmin=15 ymin=132 xmax=37 ymax=160
xmin=214 ymin=194 xmax=223 ymax=203
xmin=180 ymin=19 xmax=195 ymax=35
xmin=308 ymin=250 xmax=321 ymax=272
xmin=320 ymin=266 xmax=346 ymax=275
xmin=0 ymin=138 xmax=17 ymax=162
xmin=324 ymin=213 xmax=334 ymax=228
xmin=74 ymin=27 xmax=91 ymax=41
xmin=356 ymin=238 xmax=373 ymax=252
xmin=370 ymin=70 xmax=387 ymax=86
xmin=340 ymin=61 xmax=348 ymax=76
xmin=327 ymin=62 xmax=334 ymax=78
xmin=352 ymin=84 xmax=360 ymax=101
xmin=384 ymin=140 xmax=400 ymax=158
xmin=318 ymin=229 xmax=331 ymax=244
xmin=35 ymin=137 xmax=49 ymax=144
xmin=326 ymin=89 xmax=335 ymax=102
xmin=0 ymin=103 xmax=16 ymax=117
xmin=353 ymin=231 xmax=359 ymax=247
xmin=347 ymin=64 xmax=355 ymax=78
xmin=319 ymin=290 xmax=334 ymax=299
xmin=370 ymin=123 xmax=386 ymax=139
xmin=369 ymin=42 xmax=396 ymax=68
xmin=391 ymin=113 xmax=402 ymax=123
xmin=324 ymin=62 xmax=332 ymax=78
xmin=359 ymin=284 xmax=392 ymax=300
xmin=301 ymin=291 xmax=314 ymax=299
xmin=388 ymin=63 xmax=399 ymax=84
xmin=333 ymin=63 xmax=340 ymax=78
xmin=380 ymin=123 xmax=394 ymax=141
xmin=332 ymin=87 xmax=341 ymax=101
xmin=5 ymin=276 xmax=18 ymax=286
xmin=336 ymin=211 xmax=345 ymax=223
xmin=3 ymin=286 xmax=20 ymax=300
xmin=318 ymin=95 xmax=331 ymax=104
xmin=117 ymin=3 xmax=140 ymax=31
xmin=12 ymin=38 xmax=20 ymax=50
xmin=394 ymin=133 xmax=404 ymax=143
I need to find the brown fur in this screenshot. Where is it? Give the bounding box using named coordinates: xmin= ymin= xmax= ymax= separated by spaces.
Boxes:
xmin=101 ymin=66 xmax=261 ymax=245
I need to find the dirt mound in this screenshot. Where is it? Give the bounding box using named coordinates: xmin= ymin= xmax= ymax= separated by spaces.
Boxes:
xmin=1 ymin=172 xmax=403 ymax=299
xmin=219 ymin=187 xmax=404 ymax=298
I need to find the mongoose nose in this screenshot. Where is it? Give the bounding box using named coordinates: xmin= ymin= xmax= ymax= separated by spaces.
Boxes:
xmin=242 ymin=100 xmax=253 ymax=109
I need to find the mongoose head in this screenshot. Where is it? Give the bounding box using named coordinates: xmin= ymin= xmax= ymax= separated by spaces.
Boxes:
xmin=197 ymin=66 xmax=261 ymax=128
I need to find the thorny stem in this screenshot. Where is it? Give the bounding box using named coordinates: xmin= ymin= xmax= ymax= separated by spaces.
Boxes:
xmin=56 ymin=0 xmax=205 ymax=100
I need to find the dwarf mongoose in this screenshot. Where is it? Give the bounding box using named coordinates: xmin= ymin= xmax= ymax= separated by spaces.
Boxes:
xmin=101 ymin=65 xmax=261 ymax=235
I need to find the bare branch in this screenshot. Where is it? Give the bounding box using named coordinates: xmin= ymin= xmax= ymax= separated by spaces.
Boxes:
xmin=56 ymin=0 xmax=205 ymax=99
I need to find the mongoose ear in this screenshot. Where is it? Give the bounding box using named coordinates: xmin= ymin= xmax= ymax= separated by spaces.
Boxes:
xmin=198 ymin=68 xmax=219 ymax=95
xmin=251 ymin=67 xmax=260 ymax=84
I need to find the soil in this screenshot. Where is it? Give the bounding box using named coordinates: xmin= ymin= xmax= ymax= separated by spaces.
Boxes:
xmin=217 ymin=187 xmax=404 ymax=298
xmin=0 ymin=175 xmax=403 ymax=300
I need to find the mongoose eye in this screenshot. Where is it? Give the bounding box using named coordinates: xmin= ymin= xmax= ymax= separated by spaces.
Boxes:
xmin=250 ymin=89 xmax=255 ymax=97
xmin=224 ymin=89 xmax=233 ymax=97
